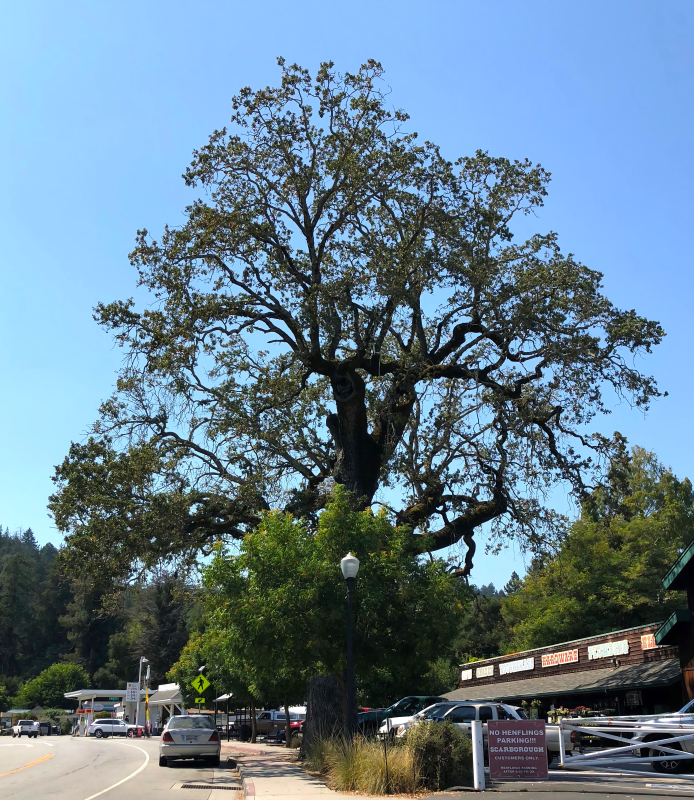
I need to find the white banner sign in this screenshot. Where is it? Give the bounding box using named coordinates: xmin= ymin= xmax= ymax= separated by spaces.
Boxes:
xmin=125 ymin=682 xmax=139 ymax=703
xmin=499 ymin=657 xmax=535 ymax=675
xmin=460 ymin=669 xmax=473 ymax=681
xmin=475 ymin=665 xmax=494 ymax=678
xmin=587 ymin=640 xmax=629 ymax=660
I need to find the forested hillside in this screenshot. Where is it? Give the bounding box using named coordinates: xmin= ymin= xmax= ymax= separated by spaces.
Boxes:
xmin=0 ymin=526 xmax=198 ymax=707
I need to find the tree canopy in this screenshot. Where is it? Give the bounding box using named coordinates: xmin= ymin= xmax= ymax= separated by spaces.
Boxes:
xmin=50 ymin=59 xmax=664 ymax=584
xmin=14 ymin=663 xmax=90 ymax=709
xmin=501 ymin=445 xmax=694 ymax=650
xmin=170 ymin=487 xmax=466 ymax=709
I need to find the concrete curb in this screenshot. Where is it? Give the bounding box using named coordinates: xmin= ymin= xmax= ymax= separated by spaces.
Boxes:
xmin=230 ymin=759 xmax=255 ymax=799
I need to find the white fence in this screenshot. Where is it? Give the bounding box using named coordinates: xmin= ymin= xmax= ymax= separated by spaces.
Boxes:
xmin=558 ymin=714 xmax=694 ymax=777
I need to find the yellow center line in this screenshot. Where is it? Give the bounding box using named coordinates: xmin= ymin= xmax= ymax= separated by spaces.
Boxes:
xmin=0 ymin=753 xmax=55 ymax=777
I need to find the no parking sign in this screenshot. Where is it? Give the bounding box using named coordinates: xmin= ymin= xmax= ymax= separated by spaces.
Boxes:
xmin=488 ymin=719 xmax=548 ymax=780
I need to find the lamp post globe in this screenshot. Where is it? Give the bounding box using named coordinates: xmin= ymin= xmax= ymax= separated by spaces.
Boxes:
xmin=341 ymin=552 xmax=359 ymax=739
xmin=340 ymin=553 xmax=360 ymax=580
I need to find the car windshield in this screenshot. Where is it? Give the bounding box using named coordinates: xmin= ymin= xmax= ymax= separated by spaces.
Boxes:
xmin=19 ymin=720 xmax=32 ymax=725
xmin=513 ymin=707 xmax=527 ymax=719
xmin=168 ymin=716 xmax=214 ymax=730
xmin=421 ymin=704 xmax=452 ymax=719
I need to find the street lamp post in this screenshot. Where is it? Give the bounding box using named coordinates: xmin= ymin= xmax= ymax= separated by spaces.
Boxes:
xmin=340 ymin=552 xmax=360 ymax=740
xmin=136 ymin=656 xmax=148 ymax=728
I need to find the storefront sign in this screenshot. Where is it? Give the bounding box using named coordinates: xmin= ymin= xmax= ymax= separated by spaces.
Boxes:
xmin=499 ymin=657 xmax=535 ymax=675
xmin=125 ymin=682 xmax=139 ymax=703
xmin=641 ymin=634 xmax=657 ymax=650
xmin=460 ymin=669 xmax=473 ymax=681
xmin=488 ymin=720 xmax=548 ymax=780
xmin=587 ymin=640 xmax=629 ymax=660
xmin=476 ymin=665 xmax=494 ymax=678
xmin=541 ymin=649 xmax=578 ymax=668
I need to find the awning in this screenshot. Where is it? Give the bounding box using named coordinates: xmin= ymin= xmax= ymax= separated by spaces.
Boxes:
xmin=444 ymin=659 xmax=681 ymax=702
xmin=147 ymin=687 xmax=182 ymax=707
xmin=662 ymin=540 xmax=694 ymax=592
xmin=656 ymin=609 xmax=693 ymax=645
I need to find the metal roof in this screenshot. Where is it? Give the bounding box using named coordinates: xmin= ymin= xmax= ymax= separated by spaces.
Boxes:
xmin=444 ymin=658 xmax=681 ymax=702
xmin=662 ymin=540 xmax=694 ymax=592
xmin=656 ymin=609 xmax=693 ymax=645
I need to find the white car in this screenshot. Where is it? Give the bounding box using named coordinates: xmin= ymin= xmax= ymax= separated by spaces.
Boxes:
xmin=378 ymin=701 xmax=463 ymax=736
xmin=159 ymin=715 xmax=221 ymax=767
xmin=87 ymin=719 xmax=131 ymax=738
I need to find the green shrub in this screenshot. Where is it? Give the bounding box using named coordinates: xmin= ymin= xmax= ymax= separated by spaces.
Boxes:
xmin=405 ymin=720 xmax=473 ymax=790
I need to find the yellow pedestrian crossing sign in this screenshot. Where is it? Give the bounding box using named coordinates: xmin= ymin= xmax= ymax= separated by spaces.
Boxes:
xmin=191 ymin=674 xmax=210 ymax=693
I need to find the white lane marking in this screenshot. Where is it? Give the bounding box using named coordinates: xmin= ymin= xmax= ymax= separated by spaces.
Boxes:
xmin=0 ymin=744 xmax=33 ymax=747
xmin=82 ymin=742 xmax=149 ymax=800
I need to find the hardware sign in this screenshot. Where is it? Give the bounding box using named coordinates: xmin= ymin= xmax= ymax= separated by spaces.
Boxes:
xmin=641 ymin=634 xmax=657 ymax=651
xmin=587 ymin=640 xmax=629 ymax=660
xmin=460 ymin=669 xmax=473 ymax=681
xmin=488 ymin=720 xmax=548 ymax=780
xmin=476 ymin=665 xmax=494 ymax=678
xmin=499 ymin=657 xmax=535 ymax=675
xmin=541 ymin=649 xmax=578 ymax=668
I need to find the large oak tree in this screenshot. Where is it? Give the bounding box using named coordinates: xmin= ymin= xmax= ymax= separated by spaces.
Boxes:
xmin=51 ymin=59 xmax=664 ymax=582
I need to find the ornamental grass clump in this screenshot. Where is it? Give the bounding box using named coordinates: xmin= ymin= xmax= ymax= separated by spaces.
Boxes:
xmin=302 ymin=722 xmax=473 ymax=793
xmin=304 ymin=735 xmax=418 ymax=793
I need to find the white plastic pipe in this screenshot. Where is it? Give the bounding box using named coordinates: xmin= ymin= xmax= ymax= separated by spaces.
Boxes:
xmin=558 ymin=718 xmax=566 ymax=766
xmin=471 ymin=719 xmax=485 ymax=791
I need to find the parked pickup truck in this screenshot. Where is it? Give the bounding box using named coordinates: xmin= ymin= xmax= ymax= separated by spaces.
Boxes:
xmin=391 ymin=701 xmax=572 ymax=762
xmin=358 ymin=696 xmax=446 ymax=735
xmin=12 ymin=720 xmax=37 ymax=738
xmin=254 ymin=710 xmax=306 ymax=737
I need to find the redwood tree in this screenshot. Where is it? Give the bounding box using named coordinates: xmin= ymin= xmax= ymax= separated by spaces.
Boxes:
xmin=50 ymin=59 xmax=664 ymax=582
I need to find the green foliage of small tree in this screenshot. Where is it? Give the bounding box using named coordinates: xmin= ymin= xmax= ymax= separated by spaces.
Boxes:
xmin=13 ymin=663 xmax=90 ymax=709
xmin=503 ymin=444 xmax=694 ymax=650
xmin=200 ymin=487 xmax=467 ymax=714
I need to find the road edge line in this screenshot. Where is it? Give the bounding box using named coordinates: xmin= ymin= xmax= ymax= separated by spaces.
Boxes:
xmin=82 ymin=742 xmax=150 ymax=800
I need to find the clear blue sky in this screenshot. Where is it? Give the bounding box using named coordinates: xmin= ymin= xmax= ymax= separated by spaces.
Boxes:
xmin=1 ymin=0 xmax=692 ymax=587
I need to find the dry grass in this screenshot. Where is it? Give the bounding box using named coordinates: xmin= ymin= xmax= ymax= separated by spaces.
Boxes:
xmin=303 ymin=723 xmax=472 ymax=794
xmin=305 ymin=735 xmax=420 ymax=794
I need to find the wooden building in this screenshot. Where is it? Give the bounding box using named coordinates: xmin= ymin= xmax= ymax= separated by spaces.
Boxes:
xmin=444 ymin=622 xmax=683 ymax=716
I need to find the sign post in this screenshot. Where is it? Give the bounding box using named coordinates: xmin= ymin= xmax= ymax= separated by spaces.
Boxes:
xmin=488 ymin=720 xmax=548 ymax=781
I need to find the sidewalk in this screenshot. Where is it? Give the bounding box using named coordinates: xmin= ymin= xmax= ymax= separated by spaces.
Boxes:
xmin=223 ymin=742 xmax=353 ymax=799
xmin=222 ymin=743 xmax=694 ymax=799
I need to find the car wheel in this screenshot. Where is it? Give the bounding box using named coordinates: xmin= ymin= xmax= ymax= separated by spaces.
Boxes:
xmin=12 ymin=732 xmax=16 ymax=738
xmin=649 ymin=739 xmax=687 ymax=774
xmin=95 ymin=729 xmax=103 ymax=738
xmin=127 ymin=730 xmax=134 ymax=738
xmin=158 ymin=756 xmax=167 ymax=767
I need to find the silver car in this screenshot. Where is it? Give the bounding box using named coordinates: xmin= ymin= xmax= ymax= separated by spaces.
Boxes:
xmin=159 ymin=715 xmax=221 ymax=767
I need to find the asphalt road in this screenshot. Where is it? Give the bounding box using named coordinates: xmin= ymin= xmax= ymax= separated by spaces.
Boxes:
xmin=0 ymin=735 xmax=240 ymax=799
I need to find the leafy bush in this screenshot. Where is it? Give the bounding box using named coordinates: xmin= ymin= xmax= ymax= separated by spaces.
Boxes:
xmin=302 ymin=724 xmax=472 ymax=793
xmin=405 ymin=721 xmax=473 ymax=790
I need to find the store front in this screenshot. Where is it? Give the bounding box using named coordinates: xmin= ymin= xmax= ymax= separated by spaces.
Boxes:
xmin=445 ymin=622 xmax=683 ymax=718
